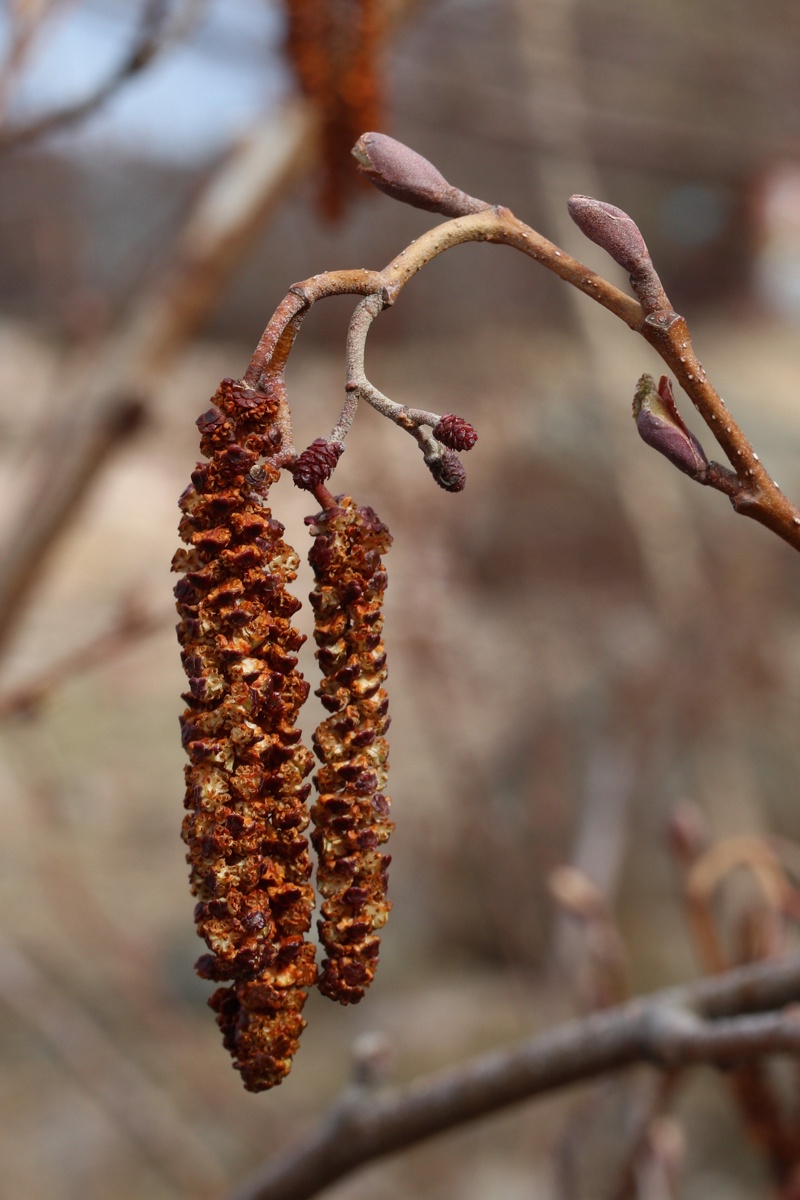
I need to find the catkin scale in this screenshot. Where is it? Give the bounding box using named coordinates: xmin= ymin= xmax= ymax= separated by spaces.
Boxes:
xmin=307 ymin=497 xmax=393 ymax=1003
xmin=173 ymin=376 xmax=317 ymax=1090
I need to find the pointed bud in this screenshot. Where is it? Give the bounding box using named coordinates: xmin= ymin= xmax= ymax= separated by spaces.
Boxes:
xmin=632 ymin=374 xmax=709 ymax=480
xmin=567 ymin=196 xmax=650 ymax=274
xmin=353 ymin=133 xmax=488 ymax=217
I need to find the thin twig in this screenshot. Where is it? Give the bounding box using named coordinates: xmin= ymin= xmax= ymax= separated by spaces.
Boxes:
xmin=231 ymin=955 xmax=800 ymax=1200
xmin=0 ymin=597 xmax=167 ymax=719
xmin=0 ymin=0 xmax=174 ymax=152
xmin=0 ymin=393 xmax=146 ymax=661
xmin=0 ymin=925 xmax=226 ymax=1199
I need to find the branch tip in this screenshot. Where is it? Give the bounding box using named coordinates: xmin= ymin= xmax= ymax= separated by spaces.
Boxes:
xmin=353 ymin=133 xmax=489 ymax=218
xmin=567 ymin=194 xmax=651 ymax=275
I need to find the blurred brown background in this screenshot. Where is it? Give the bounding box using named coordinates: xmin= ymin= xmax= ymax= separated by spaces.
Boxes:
xmin=1 ymin=1 xmax=800 ymax=1198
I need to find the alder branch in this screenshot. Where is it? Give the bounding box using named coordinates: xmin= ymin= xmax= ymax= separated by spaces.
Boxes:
xmin=0 ymin=0 xmax=175 ymax=152
xmin=249 ymin=134 xmax=800 ymax=553
xmin=231 ymin=955 xmax=800 ymax=1200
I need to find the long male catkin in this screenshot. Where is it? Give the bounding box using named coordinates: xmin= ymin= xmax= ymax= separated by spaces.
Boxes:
xmin=307 ymin=497 xmax=393 ymax=1003
xmin=172 ymin=377 xmax=316 ymax=1091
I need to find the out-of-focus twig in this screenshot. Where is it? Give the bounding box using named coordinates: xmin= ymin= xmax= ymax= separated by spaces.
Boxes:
xmin=231 ymin=955 xmax=800 ymax=1200
xmin=675 ymin=827 xmax=800 ymax=1194
xmin=0 ymin=100 xmax=312 ymax=664
xmin=0 ymin=924 xmax=227 ymax=1199
xmin=0 ymin=595 xmax=167 ymax=719
xmin=548 ymin=865 xmax=630 ymax=1010
xmin=0 ymin=0 xmax=174 ymax=152
xmin=0 ymin=393 xmax=147 ymax=661
xmin=0 ymin=0 xmax=67 ymax=128
xmin=685 ymin=835 xmax=793 ymax=974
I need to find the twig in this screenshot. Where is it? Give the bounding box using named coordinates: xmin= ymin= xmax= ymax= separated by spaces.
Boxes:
xmin=0 ymin=393 xmax=146 ymax=661
xmin=0 ymin=596 xmax=167 ymax=719
xmin=0 ymin=0 xmax=174 ymax=152
xmin=247 ymin=134 xmax=800 ymax=552
xmin=231 ymin=955 xmax=800 ymax=1200
xmin=0 ymin=924 xmax=226 ymax=1199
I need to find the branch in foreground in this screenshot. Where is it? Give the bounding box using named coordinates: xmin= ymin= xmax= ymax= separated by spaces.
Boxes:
xmin=232 ymin=956 xmax=800 ymax=1200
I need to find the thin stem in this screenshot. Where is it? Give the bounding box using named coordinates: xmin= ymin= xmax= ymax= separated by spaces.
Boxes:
xmin=0 ymin=0 xmax=175 ymax=152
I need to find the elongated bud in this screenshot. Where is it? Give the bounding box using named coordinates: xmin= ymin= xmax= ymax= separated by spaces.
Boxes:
xmin=307 ymin=498 xmax=394 ymax=1004
xmin=633 ymin=374 xmax=709 ymax=480
xmin=173 ymin=375 xmax=317 ymax=1090
xmin=567 ymin=196 xmax=650 ymax=274
xmin=568 ymin=196 xmax=670 ymax=313
xmin=353 ymin=132 xmax=489 ymax=217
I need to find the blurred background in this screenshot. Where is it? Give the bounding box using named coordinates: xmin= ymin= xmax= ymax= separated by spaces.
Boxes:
xmin=1 ymin=1 xmax=800 ymax=1198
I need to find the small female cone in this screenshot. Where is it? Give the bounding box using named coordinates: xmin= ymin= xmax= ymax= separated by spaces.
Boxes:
xmin=633 ymin=374 xmax=709 ymax=481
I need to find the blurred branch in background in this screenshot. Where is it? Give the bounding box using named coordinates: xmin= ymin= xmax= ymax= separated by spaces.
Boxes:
xmin=0 ymin=923 xmax=227 ymax=1198
xmin=231 ymin=956 xmax=800 ymax=1200
xmin=0 ymin=592 xmax=168 ymax=719
xmin=0 ymin=0 xmax=179 ymax=151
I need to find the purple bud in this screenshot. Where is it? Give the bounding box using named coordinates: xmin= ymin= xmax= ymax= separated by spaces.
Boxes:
xmin=567 ymin=196 xmax=650 ymax=274
xmin=632 ymin=374 xmax=709 ymax=480
xmin=352 ymin=133 xmax=488 ymax=218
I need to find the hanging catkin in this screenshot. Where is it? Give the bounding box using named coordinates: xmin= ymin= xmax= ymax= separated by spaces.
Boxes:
xmin=307 ymin=497 xmax=393 ymax=1003
xmin=172 ymin=376 xmax=316 ymax=1091
xmin=283 ymin=0 xmax=383 ymax=219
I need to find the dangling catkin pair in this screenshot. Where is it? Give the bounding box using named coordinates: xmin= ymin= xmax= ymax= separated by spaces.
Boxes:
xmin=172 ymin=377 xmax=393 ymax=1091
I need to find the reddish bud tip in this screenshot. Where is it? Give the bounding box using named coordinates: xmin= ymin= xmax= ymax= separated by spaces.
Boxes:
xmin=632 ymin=374 xmax=709 ymax=480
xmin=567 ymin=195 xmax=650 ymax=274
xmin=425 ymin=447 xmax=467 ymax=492
xmin=433 ymin=413 xmax=478 ymax=451
xmin=291 ymin=439 xmax=344 ymax=490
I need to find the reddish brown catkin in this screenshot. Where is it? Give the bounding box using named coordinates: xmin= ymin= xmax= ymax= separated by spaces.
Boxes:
xmin=307 ymin=497 xmax=393 ymax=1003
xmin=172 ymin=376 xmax=316 ymax=1091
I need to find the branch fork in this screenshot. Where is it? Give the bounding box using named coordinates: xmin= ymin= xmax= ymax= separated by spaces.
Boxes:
xmin=232 ymin=132 xmax=800 ymax=550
